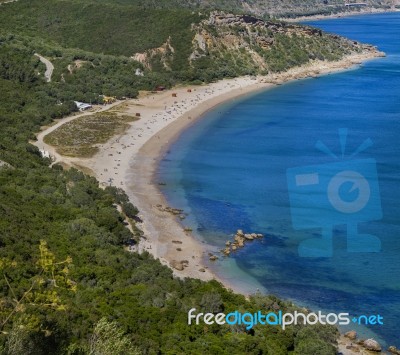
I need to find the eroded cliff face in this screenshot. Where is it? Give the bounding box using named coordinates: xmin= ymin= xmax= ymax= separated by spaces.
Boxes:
xmin=189 ymin=12 xmax=327 ymax=71
xmin=132 ymin=36 xmax=175 ymax=70
xmin=132 ymin=12 xmax=380 ymax=75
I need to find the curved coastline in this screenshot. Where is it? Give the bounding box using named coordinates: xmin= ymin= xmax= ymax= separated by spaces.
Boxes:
xmin=106 ymin=51 xmax=387 ymax=291
xmin=34 ymin=50 xmax=385 ymax=292
xmin=125 ymin=78 xmax=271 ymax=286
xmin=124 ymin=51 xmax=385 ymax=289
xmin=33 ymin=50 xmax=388 ymax=353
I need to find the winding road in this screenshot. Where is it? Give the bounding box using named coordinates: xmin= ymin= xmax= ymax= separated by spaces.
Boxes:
xmin=34 ymin=53 xmax=54 ymax=82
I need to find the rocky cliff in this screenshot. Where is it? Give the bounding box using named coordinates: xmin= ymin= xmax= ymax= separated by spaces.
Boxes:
xmin=133 ymin=12 xmax=381 ymax=77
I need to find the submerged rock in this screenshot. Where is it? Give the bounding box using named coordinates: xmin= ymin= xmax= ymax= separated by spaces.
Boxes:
xmin=222 ymin=247 xmax=231 ymax=256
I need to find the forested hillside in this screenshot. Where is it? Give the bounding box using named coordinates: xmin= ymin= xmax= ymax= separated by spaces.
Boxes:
xmin=0 ymin=0 xmax=378 ymax=94
xmin=0 ymin=0 xmax=382 ymax=353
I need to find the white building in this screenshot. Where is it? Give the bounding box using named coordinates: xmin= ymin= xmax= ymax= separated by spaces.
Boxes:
xmin=74 ymin=101 xmax=92 ymax=111
xmin=39 ymin=149 xmax=51 ymax=159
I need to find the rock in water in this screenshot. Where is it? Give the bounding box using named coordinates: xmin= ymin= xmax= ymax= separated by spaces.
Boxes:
xmin=223 ymin=247 xmax=231 ymax=256
xmin=363 ymin=339 xmax=381 ymax=352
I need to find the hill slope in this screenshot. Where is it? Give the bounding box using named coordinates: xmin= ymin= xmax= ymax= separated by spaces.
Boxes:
xmin=133 ymin=11 xmax=379 ymax=78
xmin=0 ymin=0 xmax=380 ymax=87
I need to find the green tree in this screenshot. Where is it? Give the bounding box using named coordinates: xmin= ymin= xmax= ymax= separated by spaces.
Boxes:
xmin=0 ymin=241 xmax=76 ymax=333
xmin=89 ymin=318 xmax=140 ymax=355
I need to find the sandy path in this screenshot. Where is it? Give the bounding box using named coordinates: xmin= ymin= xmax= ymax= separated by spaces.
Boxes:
xmin=34 ymin=53 xmax=54 ymax=82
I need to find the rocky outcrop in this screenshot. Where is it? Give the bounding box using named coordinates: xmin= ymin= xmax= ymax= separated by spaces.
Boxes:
xmin=389 ymin=346 xmax=400 ymax=355
xmin=359 ymin=338 xmax=382 ymax=352
xmin=344 ymin=330 xmax=357 ymax=340
xmin=170 ymin=260 xmax=184 ymax=271
xmin=131 ymin=11 xmax=384 ymax=76
xmin=188 ymin=11 xmax=381 ymax=73
xmin=132 ymin=36 xmax=175 ymax=70
xmin=206 ymin=12 xmax=322 ymax=35
xmin=170 ymin=259 xmax=189 ymax=271
xmin=156 ymin=204 xmax=187 ymax=220
xmin=0 ymin=159 xmax=12 ymax=169
xmin=222 ymin=229 xmax=263 ymax=256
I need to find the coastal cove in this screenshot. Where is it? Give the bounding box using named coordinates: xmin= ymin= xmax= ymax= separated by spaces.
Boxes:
xmin=5 ymin=0 xmax=400 ymax=349
xmin=157 ymin=12 xmax=400 ymax=349
xmin=32 ymin=12 xmax=399 ymax=352
xmin=34 ymin=51 xmax=382 ymax=282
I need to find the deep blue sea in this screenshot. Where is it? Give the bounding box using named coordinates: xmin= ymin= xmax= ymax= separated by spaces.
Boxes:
xmin=158 ymin=13 xmax=400 ymax=345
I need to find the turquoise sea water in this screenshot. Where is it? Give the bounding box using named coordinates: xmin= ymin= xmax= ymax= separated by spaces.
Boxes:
xmin=158 ymin=13 xmax=400 ymax=345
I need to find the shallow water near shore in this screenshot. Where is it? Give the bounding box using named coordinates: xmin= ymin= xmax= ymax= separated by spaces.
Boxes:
xmin=158 ymin=13 xmax=400 ymax=346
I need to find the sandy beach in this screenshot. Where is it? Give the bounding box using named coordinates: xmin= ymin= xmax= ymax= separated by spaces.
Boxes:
xmin=34 ymin=50 xmax=385 ymax=288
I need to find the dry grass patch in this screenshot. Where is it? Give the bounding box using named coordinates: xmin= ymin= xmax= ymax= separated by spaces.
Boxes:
xmin=44 ymin=112 xmax=138 ymax=158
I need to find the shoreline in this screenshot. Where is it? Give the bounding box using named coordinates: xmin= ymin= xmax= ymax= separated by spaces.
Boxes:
xmin=126 ymin=79 xmax=271 ymax=285
xmin=34 ymin=50 xmax=385 ymax=289
xmin=33 ymin=49 xmax=388 ymax=352
xmin=281 ymin=8 xmax=398 ymax=23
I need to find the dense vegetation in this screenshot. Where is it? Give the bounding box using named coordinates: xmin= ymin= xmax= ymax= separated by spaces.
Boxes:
xmin=0 ymin=0 xmax=377 ymax=353
xmin=0 ymin=0 xmax=203 ymax=57
xmin=0 ymin=0 xmax=371 ymax=97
